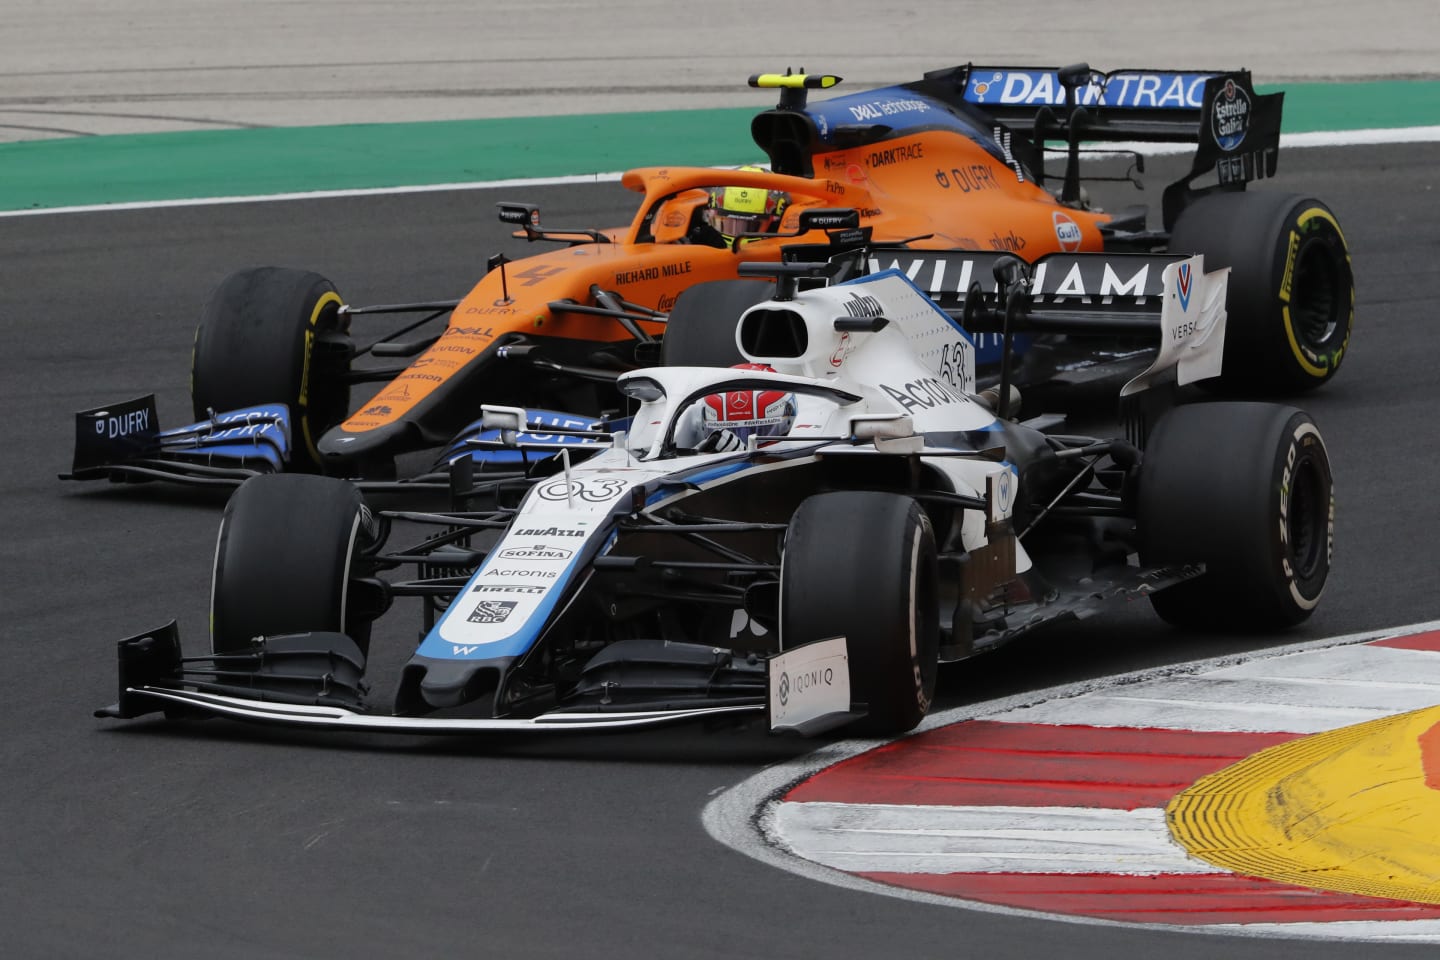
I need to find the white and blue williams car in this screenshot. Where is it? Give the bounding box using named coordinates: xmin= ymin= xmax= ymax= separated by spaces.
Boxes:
xmin=98 ymin=255 xmax=1334 ymax=739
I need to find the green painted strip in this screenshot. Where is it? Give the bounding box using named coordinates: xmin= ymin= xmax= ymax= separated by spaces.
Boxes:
xmin=0 ymin=107 xmax=759 ymax=212
xmin=1266 ymin=80 xmax=1440 ymax=132
xmin=2 ymin=82 xmax=1437 ymax=212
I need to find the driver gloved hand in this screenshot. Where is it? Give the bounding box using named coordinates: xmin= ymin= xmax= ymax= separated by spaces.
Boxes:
xmin=696 ymin=429 xmax=744 ymax=453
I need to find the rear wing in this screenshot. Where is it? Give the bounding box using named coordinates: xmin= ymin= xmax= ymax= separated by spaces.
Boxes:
xmin=924 ymin=65 xmax=1283 ymax=228
xmin=865 ymin=248 xmax=1228 ymax=397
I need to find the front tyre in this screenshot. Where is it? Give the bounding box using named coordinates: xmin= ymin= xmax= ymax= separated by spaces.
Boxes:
xmin=1138 ymin=402 xmax=1333 ymax=630
xmin=211 ymin=474 xmax=377 ymax=657
xmin=1168 ymin=192 xmax=1353 ymax=394
xmin=781 ymin=491 xmax=939 ymax=735
xmin=192 ymin=267 xmax=352 ymax=471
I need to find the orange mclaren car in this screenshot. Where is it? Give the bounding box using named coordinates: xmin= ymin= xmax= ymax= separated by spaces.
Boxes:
xmin=67 ymin=64 xmax=1352 ymax=485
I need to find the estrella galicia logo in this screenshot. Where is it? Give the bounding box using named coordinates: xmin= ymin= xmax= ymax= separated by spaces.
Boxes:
xmin=1177 ymin=262 xmax=1193 ymax=312
xmin=467 ymin=600 xmax=517 ymax=624
xmin=1211 ymin=78 xmax=1251 ymax=152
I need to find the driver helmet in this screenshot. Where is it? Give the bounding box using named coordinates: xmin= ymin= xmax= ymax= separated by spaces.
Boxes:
xmin=700 ymin=363 xmax=797 ymax=449
xmin=704 ymin=167 xmax=790 ymax=244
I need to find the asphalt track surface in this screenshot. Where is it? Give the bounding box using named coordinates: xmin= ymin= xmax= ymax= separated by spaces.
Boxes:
xmin=4 ymin=143 xmax=1439 ymax=958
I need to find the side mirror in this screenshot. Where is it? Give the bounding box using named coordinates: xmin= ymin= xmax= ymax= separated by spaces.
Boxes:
xmin=496 ymin=203 xmax=541 ymax=228
xmin=850 ymin=414 xmax=914 ymax=441
xmin=480 ymin=405 xmax=527 ymax=434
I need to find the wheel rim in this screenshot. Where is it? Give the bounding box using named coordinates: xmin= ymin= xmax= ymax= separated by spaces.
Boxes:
xmin=1290 ymin=239 xmax=1345 ymax=351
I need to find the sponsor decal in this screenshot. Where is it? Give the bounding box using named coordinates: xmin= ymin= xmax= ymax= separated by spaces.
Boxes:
xmin=498 ymin=545 xmax=573 ymax=561
xmin=92 ymin=407 xmax=150 ymax=438
xmin=615 ymin=261 xmax=692 ymax=285
xmin=1170 ymin=317 xmax=1197 ymax=340
xmin=483 ymin=568 xmax=558 ymax=579
xmin=823 ymin=155 xmax=848 ymax=171
xmin=1211 ymin=77 xmax=1251 ymax=151
xmin=846 ymin=97 xmax=932 ymax=122
xmin=968 ymin=70 xmax=1211 ymax=109
xmin=662 ymin=209 xmax=686 ymax=228
xmin=463 ymin=305 xmax=518 ymax=316
xmin=1177 ymin=261 xmax=1193 ymax=312
xmin=410 ymin=354 xmax=463 ymax=370
xmin=443 ymin=326 xmax=497 ymax=339
xmin=204 ymin=422 xmax=274 ymax=442
xmin=866 ymin=143 xmax=924 ymax=167
xmin=472 ymin=583 xmax=547 ymax=595
xmin=361 ymin=404 xmax=391 ymax=417
xmin=881 ymin=377 xmax=965 ymax=413
xmin=989 ymin=230 xmax=1027 ymax=253
xmin=842 ymin=292 xmax=884 ymax=319
xmin=466 ymin=600 xmax=518 ymax=624
xmin=870 ymin=252 xmax=1164 ymax=304
xmin=935 ymin=165 xmax=999 ymax=193
xmin=830 ymin=331 xmax=851 ymax=369
xmin=968 ymin=72 xmax=1003 ymax=102
xmin=511 ymin=525 xmax=587 ymax=538
xmin=1053 ymin=212 xmax=1083 ymax=252
xmin=846 ymin=163 xmax=866 ymax=184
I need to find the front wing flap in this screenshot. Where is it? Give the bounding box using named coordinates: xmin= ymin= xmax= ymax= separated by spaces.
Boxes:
xmin=95 ymin=623 xmax=858 ymax=737
xmin=63 ymin=395 xmax=291 ymax=487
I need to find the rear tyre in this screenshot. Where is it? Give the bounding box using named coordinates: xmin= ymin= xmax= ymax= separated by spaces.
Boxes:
xmin=1168 ymin=192 xmax=1353 ymax=393
xmin=659 ymin=279 xmax=773 ymax=366
xmin=781 ymin=491 xmax=939 ymax=735
xmin=1138 ymin=402 xmax=1333 ymax=630
xmin=211 ymin=474 xmax=376 ymax=657
xmin=192 ymin=267 xmax=352 ymax=471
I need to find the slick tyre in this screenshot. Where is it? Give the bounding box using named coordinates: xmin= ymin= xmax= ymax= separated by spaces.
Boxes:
xmin=781 ymin=491 xmax=939 ymax=735
xmin=211 ymin=474 xmax=377 ymax=657
xmin=1168 ymin=192 xmax=1353 ymax=393
xmin=1138 ymin=402 xmax=1333 ymax=630
xmin=192 ymin=267 xmax=352 ymax=471
xmin=659 ymin=279 xmax=773 ymax=367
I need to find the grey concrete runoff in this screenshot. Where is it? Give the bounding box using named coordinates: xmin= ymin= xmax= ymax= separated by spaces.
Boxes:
xmin=3 ymin=0 xmax=1438 ymax=142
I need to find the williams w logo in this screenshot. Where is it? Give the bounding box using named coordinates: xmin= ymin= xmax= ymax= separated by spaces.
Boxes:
xmin=452 ymin=645 xmax=479 ymax=656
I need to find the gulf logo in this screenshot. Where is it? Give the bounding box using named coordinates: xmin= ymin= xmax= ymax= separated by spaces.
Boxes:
xmin=1052 ymin=212 xmax=1082 ymax=252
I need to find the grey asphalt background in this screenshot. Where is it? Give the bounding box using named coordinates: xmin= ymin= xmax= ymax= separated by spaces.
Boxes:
xmin=2 ymin=144 xmax=1439 ymax=957
xmin=4 ymin=0 xmax=1439 ymax=141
